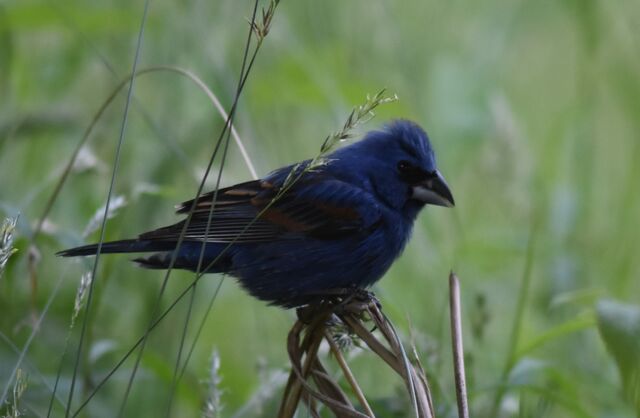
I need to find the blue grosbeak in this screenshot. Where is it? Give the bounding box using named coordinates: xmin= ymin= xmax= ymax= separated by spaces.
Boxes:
xmin=59 ymin=119 xmax=454 ymax=307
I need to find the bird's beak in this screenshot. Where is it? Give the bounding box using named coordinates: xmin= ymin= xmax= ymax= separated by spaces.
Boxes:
xmin=411 ymin=170 xmax=455 ymax=207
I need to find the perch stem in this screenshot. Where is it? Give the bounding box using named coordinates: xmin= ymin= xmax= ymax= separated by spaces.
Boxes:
xmin=324 ymin=330 xmax=376 ymax=418
xmin=449 ymin=273 xmax=470 ymax=418
xmin=339 ymin=314 xmax=403 ymax=375
xmin=310 ymin=358 xmax=353 ymax=407
xmin=410 ymin=344 xmax=436 ymax=416
xmin=279 ymin=319 xmax=325 ymax=418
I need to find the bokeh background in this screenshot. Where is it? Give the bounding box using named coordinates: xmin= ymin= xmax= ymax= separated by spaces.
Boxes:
xmin=1 ymin=0 xmax=639 ymax=417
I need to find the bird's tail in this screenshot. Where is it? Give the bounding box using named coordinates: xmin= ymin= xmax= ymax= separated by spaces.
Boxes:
xmin=57 ymin=239 xmax=177 ymax=257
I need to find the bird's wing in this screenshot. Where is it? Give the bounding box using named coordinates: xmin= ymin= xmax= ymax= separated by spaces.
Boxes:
xmin=138 ymin=175 xmax=381 ymax=243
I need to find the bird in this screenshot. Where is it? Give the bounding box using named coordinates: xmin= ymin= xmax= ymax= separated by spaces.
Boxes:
xmin=58 ymin=119 xmax=454 ymax=308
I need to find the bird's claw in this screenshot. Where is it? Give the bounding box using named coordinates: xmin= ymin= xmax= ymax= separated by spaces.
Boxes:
xmin=294 ymin=288 xmax=380 ymax=323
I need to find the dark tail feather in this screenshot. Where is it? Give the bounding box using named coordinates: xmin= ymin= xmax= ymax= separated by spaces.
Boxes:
xmin=57 ymin=239 xmax=177 ymax=257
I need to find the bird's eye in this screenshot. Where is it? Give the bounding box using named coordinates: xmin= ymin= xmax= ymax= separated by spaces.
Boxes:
xmin=397 ymin=160 xmax=411 ymax=172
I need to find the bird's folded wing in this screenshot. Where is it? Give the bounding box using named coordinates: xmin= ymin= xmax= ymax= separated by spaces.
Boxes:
xmin=138 ymin=176 xmax=381 ymax=243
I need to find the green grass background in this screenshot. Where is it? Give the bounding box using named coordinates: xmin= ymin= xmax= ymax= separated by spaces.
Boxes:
xmin=1 ymin=0 xmax=639 ymax=416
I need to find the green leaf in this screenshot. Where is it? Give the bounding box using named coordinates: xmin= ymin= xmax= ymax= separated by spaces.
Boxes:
xmin=515 ymin=314 xmax=596 ymax=359
xmin=596 ymin=299 xmax=640 ymax=415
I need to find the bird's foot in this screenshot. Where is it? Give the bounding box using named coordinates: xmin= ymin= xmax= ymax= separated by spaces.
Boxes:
xmin=295 ymin=288 xmax=380 ymax=323
xmin=334 ymin=288 xmax=380 ymax=314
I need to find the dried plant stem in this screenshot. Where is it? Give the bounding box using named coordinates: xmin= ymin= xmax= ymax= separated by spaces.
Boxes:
xmin=324 ymin=330 xmax=375 ymax=417
xmin=279 ymin=319 xmax=327 ymax=418
xmin=309 ymin=357 xmax=354 ymax=412
xmin=368 ymin=304 xmax=428 ymax=418
xmin=410 ymin=344 xmax=436 ymax=416
xmin=449 ymin=273 xmax=470 ymax=418
xmin=339 ymin=314 xmax=402 ymax=375
xmin=281 ymin=319 xmax=369 ymax=418
xmin=279 ymin=295 xmax=436 ymax=418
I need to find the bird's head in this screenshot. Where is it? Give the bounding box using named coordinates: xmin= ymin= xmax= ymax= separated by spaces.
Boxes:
xmin=333 ymin=119 xmax=454 ymax=218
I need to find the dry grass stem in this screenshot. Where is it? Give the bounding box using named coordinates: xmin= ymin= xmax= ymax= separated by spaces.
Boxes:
xmin=278 ymin=292 xmax=436 ymax=418
xmin=277 ymin=275 xmax=471 ymax=417
xmin=449 ymin=273 xmax=470 ymax=418
xmin=409 ymin=343 xmax=436 ymax=415
xmin=324 ymin=330 xmax=375 ymax=417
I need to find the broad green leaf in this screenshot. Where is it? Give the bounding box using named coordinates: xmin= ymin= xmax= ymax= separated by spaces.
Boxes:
xmin=515 ymin=314 xmax=596 ymax=359
xmin=597 ymin=300 xmax=640 ymax=415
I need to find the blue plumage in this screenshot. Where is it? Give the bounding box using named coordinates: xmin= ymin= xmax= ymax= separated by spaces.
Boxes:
xmin=58 ymin=119 xmax=454 ymax=307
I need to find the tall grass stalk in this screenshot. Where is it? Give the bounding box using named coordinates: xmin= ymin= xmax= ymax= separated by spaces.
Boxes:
xmin=66 ymin=0 xmax=151 ymax=415
xmin=47 ymin=271 xmax=93 ymax=418
xmin=26 ymin=65 xmax=255 ymax=404
xmin=73 ymin=2 xmax=266 ymax=416
xmin=163 ymin=0 xmax=269 ymax=414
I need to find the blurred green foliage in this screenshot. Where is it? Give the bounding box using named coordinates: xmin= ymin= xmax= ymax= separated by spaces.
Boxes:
xmin=1 ymin=0 xmax=639 ymax=416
